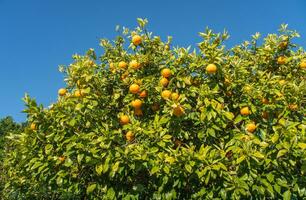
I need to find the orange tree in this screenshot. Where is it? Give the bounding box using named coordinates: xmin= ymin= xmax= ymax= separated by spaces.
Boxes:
xmin=3 ymin=19 xmax=306 ymax=199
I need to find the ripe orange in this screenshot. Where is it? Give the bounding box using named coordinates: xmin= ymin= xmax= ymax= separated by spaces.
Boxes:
xmin=129 ymin=60 xmax=141 ymax=69
xmin=160 ymin=78 xmax=169 ymax=87
xmin=126 ymin=131 xmax=135 ymax=142
xmin=120 ymin=115 xmax=130 ymax=125
xmin=74 ymin=90 xmax=83 ymax=97
xmin=134 ymin=108 xmax=143 ymax=116
xmin=118 ymin=61 xmax=128 ymax=69
xmin=262 ymin=111 xmax=269 ymax=120
xmin=129 ymin=84 xmax=140 ymax=94
xmin=132 ymin=35 xmax=142 ymax=46
xmin=288 ymin=104 xmax=298 ymax=111
xmin=173 ymin=105 xmax=184 ymax=117
xmin=161 ymin=90 xmax=172 ymax=99
xmin=277 ymin=56 xmax=286 ymax=65
xmin=279 ymin=41 xmax=288 ymax=49
xmin=139 ymin=90 xmax=147 ymax=98
xmin=165 ymin=44 xmax=170 ymax=51
xmin=206 ymin=64 xmax=217 ymax=74
xmin=131 ymin=99 xmax=142 ymax=108
xmin=246 ymin=123 xmax=256 ymax=133
xmin=240 ymin=107 xmax=251 ymax=116
xmin=171 ymin=92 xmax=180 ymax=101
xmin=261 ymin=98 xmax=269 ymax=105
xmin=58 ymin=88 xmax=67 ymax=96
xmin=151 ymin=103 xmax=160 ymax=111
xmin=58 ymin=156 xmax=65 ymax=162
xmin=161 ymin=68 xmax=172 ymax=78
xmin=30 ymin=123 xmax=37 ymax=131
xmin=300 ymin=60 xmax=306 ymax=69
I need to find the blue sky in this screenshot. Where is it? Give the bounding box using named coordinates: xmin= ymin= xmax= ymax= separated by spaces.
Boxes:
xmin=1 ymin=0 xmax=306 ymax=122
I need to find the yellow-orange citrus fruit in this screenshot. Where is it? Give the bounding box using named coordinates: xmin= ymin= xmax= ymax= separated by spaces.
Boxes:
xmin=173 ymin=106 xmax=184 ymax=117
xmin=161 ymin=90 xmax=172 ymax=99
xmin=134 ymin=108 xmax=143 ymax=116
xmin=129 ymin=84 xmax=140 ymax=94
xmin=240 ymin=107 xmax=251 ymax=116
xmin=288 ymin=104 xmax=298 ymax=111
xmin=277 ymin=56 xmax=286 ymax=65
xmin=262 ymin=111 xmax=269 ymax=120
xmin=131 ymin=99 xmax=142 ymax=108
xmin=171 ymin=92 xmax=180 ymax=101
xmin=261 ymin=98 xmax=269 ymax=104
xmin=139 ymin=90 xmax=147 ymax=98
xmin=129 ymin=60 xmax=141 ymax=69
xmin=151 ymin=103 xmax=160 ymax=111
xmin=160 ymin=78 xmax=169 ymax=87
xmin=120 ymin=115 xmax=130 ymax=125
xmin=279 ymin=41 xmax=288 ymax=49
xmin=58 ymin=88 xmax=67 ymax=96
xmin=126 ymin=131 xmax=135 ymax=141
xmin=206 ymin=64 xmax=217 ymax=74
xmin=74 ymin=90 xmax=83 ymax=97
xmin=246 ymin=123 xmax=256 ymax=133
xmin=59 ymin=156 xmax=66 ymax=162
xmin=300 ymin=60 xmax=306 ymax=69
xmin=161 ymin=68 xmax=172 ymax=78
xmin=132 ymin=35 xmax=142 ymax=46
xmin=118 ymin=61 xmax=128 ymax=69
xmin=30 ymin=123 xmax=37 ymax=131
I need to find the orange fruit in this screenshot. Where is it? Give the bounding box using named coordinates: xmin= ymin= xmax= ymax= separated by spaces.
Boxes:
xmin=173 ymin=105 xmax=184 ymax=117
xmin=161 ymin=68 xmax=172 ymax=78
xmin=277 ymin=56 xmax=286 ymax=65
xmin=288 ymin=104 xmax=298 ymax=111
xmin=160 ymin=78 xmax=169 ymax=87
xmin=206 ymin=64 xmax=217 ymax=74
xmin=134 ymin=108 xmax=143 ymax=116
xmin=126 ymin=131 xmax=135 ymax=142
xmin=74 ymin=90 xmax=83 ymax=98
xmin=151 ymin=103 xmax=160 ymax=111
xmin=129 ymin=60 xmax=141 ymax=69
xmin=139 ymin=90 xmax=147 ymax=98
xmin=30 ymin=123 xmax=37 ymax=131
xmin=131 ymin=99 xmax=142 ymax=108
xmin=300 ymin=60 xmax=306 ymax=69
xmin=165 ymin=44 xmax=170 ymax=51
xmin=262 ymin=111 xmax=269 ymax=120
xmin=58 ymin=156 xmax=65 ymax=162
xmin=240 ymin=107 xmax=251 ymax=116
xmin=161 ymin=90 xmax=172 ymax=99
xmin=58 ymin=88 xmax=67 ymax=96
xmin=129 ymin=84 xmax=140 ymax=94
xmin=261 ymin=98 xmax=269 ymax=104
xmin=279 ymin=41 xmax=288 ymax=49
xmin=171 ymin=92 xmax=180 ymax=101
xmin=132 ymin=35 xmax=142 ymax=46
xmin=118 ymin=61 xmax=128 ymax=69
xmin=120 ymin=115 xmax=130 ymax=125
xmin=246 ymin=123 xmax=256 ymax=133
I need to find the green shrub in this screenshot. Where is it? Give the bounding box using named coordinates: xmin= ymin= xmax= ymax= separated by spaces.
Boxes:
xmin=3 ymin=19 xmax=306 ymax=199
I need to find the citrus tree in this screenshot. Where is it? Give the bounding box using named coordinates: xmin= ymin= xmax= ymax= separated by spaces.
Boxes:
xmin=3 ymin=19 xmax=306 ymax=199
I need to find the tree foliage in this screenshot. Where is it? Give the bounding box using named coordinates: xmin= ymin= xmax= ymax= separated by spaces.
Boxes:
xmin=3 ymin=19 xmax=306 ymax=199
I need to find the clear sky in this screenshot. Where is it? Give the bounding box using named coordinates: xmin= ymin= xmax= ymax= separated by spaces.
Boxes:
xmin=1 ymin=0 xmax=306 ymax=122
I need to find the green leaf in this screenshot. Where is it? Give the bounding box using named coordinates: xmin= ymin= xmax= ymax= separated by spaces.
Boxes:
xmin=95 ymin=164 xmax=103 ymax=175
xmin=224 ymin=112 xmax=234 ymax=120
xmin=45 ymin=144 xmax=53 ymax=155
xmin=277 ymin=149 xmax=287 ymax=158
xmin=283 ymin=190 xmax=291 ymax=200
xmin=271 ymin=133 xmax=279 ymax=143
xmin=77 ymin=154 xmax=84 ymax=164
xmin=86 ymin=183 xmax=97 ymax=194
xmin=297 ymin=143 xmax=306 ymax=149
xmin=253 ymin=152 xmax=265 ymax=159
xmin=151 ymin=166 xmax=159 ymax=175
xmin=236 ymin=155 xmax=246 ymax=164
xmin=185 ymin=164 xmax=192 ymax=173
